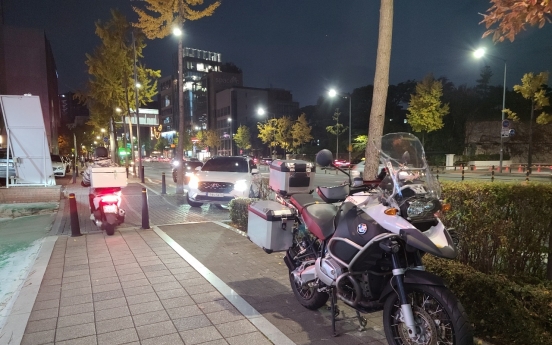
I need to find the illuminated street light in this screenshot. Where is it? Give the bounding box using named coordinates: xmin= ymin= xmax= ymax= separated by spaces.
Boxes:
xmin=474 ymin=47 xmax=507 ymax=172
xmin=328 ymin=89 xmax=352 ymax=166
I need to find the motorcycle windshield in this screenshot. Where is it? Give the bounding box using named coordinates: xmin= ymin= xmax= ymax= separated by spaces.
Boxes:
xmin=377 ymin=132 xmax=441 ymax=210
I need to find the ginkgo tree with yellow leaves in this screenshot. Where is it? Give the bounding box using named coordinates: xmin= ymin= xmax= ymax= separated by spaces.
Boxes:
xmin=258 ymin=113 xmax=313 ymax=156
xmin=76 ymin=10 xmax=160 ymax=162
xmin=233 ymin=125 xmax=252 ymax=152
xmin=406 ymin=74 xmax=450 ymax=145
xmin=133 ymin=0 xmax=221 ymax=193
xmin=504 ymin=72 xmax=551 ymax=170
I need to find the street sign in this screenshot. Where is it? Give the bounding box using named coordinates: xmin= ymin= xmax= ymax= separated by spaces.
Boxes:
xmin=502 ymin=120 xmax=510 ymax=128
xmin=103 ymin=137 xmax=109 ymax=143
xmin=501 ymin=128 xmax=510 ymax=138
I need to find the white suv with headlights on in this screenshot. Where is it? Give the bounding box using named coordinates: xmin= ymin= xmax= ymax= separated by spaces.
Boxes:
xmin=186 ymin=156 xmax=260 ymax=208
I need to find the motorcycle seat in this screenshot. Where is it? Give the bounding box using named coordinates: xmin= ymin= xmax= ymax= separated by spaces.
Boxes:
xmin=290 ymin=194 xmax=338 ymax=240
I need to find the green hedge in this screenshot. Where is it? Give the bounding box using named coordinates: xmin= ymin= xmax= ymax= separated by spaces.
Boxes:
xmin=441 ymin=181 xmax=552 ymax=281
xmin=425 ymin=256 xmax=552 ymax=345
xmin=228 ymin=198 xmax=257 ymax=231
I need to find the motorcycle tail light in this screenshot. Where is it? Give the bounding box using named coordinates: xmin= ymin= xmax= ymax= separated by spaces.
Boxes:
xmin=101 ymin=195 xmax=120 ymax=203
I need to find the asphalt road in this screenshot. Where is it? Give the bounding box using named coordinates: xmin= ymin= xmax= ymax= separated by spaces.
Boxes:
xmin=134 ymin=161 xmax=552 ymax=190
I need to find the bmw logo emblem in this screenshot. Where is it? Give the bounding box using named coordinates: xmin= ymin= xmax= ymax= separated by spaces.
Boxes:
xmin=357 ymin=223 xmax=368 ymax=235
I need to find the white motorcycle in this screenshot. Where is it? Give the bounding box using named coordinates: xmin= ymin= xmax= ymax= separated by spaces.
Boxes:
xmin=268 ymin=133 xmax=473 ymax=344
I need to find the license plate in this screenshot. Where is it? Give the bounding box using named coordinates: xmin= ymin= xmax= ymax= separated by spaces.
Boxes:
xmin=207 ymin=192 xmax=224 ymax=197
xmin=103 ymin=205 xmax=118 ymax=213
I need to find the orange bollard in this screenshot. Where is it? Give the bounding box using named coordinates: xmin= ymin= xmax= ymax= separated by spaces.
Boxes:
xmin=518 ymin=165 xmax=522 ymax=172
xmin=505 ymin=165 xmax=509 ymax=173
xmin=538 ymin=165 xmax=541 ymax=172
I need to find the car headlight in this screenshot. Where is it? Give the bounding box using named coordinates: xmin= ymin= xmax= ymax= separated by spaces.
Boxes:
xmin=172 ymin=161 xmax=179 ymax=167
xmin=406 ymin=199 xmax=440 ymax=218
xmin=189 ymin=175 xmax=199 ymax=189
xmin=234 ymin=179 xmax=248 ymax=192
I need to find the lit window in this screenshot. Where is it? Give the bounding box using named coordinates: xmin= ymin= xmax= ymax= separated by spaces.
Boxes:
xmin=197 ymin=63 xmax=204 ymax=71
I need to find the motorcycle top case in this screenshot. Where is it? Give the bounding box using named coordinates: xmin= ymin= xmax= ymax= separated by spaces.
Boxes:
xmin=248 ymin=200 xmax=294 ymax=253
xmin=269 ymin=160 xmax=316 ymax=195
xmin=90 ymin=167 xmax=128 ymax=188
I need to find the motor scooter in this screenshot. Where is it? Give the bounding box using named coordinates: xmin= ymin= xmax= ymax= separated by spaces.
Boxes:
xmin=90 ymin=187 xmax=125 ymax=236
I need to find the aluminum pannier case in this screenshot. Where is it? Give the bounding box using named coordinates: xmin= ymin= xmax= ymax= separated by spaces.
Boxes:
xmin=269 ymin=159 xmax=315 ymax=195
xmin=247 ymin=200 xmax=294 ymax=253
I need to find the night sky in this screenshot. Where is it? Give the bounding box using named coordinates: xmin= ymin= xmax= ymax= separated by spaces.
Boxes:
xmin=3 ymin=0 xmax=552 ymax=107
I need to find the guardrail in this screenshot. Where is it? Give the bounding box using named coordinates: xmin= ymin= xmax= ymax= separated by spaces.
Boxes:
xmin=430 ymin=163 xmax=552 ymax=182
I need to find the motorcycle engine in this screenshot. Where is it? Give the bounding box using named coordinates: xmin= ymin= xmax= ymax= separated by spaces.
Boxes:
xmin=315 ymin=257 xmax=344 ymax=286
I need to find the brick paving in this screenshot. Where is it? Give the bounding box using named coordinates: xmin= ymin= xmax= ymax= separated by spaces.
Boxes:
xmin=161 ymin=223 xmax=387 ymax=345
xmin=18 ymin=229 xmax=274 ymax=345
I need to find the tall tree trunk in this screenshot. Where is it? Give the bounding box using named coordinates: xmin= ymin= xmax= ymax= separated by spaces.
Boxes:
xmin=527 ymin=99 xmax=534 ymax=172
xmin=365 ymin=0 xmax=393 ymax=180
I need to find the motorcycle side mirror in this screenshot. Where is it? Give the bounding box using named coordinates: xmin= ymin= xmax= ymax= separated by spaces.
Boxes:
xmin=316 ymin=149 xmax=334 ymax=167
xmin=352 ymin=177 xmax=363 ymax=187
xmin=402 ymin=151 xmax=410 ymax=164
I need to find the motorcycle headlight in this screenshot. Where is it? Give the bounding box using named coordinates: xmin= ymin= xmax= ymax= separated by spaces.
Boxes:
xmin=234 ymin=179 xmax=248 ymax=192
xmin=172 ymin=161 xmax=180 ymax=167
xmin=189 ymin=175 xmax=199 ymax=189
xmin=406 ymin=199 xmax=440 ymax=218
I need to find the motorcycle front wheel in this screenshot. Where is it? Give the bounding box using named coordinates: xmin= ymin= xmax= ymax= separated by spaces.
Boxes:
xmin=383 ymin=284 xmax=473 ymax=345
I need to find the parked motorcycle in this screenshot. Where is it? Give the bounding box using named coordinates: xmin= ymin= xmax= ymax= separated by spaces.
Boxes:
xmin=90 ymin=187 xmax=125 ymax=236
xmin=249 ymin=132 xmax=473 ymax=344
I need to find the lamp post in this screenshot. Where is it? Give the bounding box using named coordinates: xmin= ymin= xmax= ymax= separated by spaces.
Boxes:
xmin=173 ymin=26 xmax=185 ymax=194
xmin=131 ymin=30 xmax=144 ymax=183
xmin=328 ymin=89 xmax=352 ymax=165
xmin=227 ymin=118 xmax=233 ymax=156
xmin=257 ymin=108 xmax=276 ymax=159
xmin=474 ymin=48 xmax=507 ymax=173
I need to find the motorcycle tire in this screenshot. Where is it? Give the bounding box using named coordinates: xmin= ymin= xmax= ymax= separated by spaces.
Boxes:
xmin=289 ymin=272 xmax=329 ymax=311
xmin=104 ymin=214 xmax=117 ymax=236
xmin=383 ymin=283 xmax=473 ymax=345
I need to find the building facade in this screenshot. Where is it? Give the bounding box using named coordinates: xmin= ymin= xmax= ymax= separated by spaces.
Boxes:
xmin=0 ymin=25 xmax=60 ymax=153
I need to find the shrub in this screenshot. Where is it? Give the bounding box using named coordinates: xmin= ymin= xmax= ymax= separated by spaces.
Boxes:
xmin=425 ymin=256 xmax=552 ymax=345
xmin=441 ymin=181 xmax=552 ymax=281
xmin=228 ymin=198 xmax=257 ymax=231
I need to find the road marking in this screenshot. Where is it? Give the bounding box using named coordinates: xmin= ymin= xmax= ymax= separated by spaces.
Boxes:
xmin=153 ymin=225 xmax=296 ymax=345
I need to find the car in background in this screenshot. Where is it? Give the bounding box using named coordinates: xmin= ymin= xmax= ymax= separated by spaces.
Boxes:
xmin=186 ymin=156 xmax=260 ymax=208
xmin=351 ymin=160 xmax=386 ymax=180
xmin=260 ymin=157 xmax=273 ymax=165
xmin=172 ymin=159 xmax=204 ymax=183
xmin=0 ymin=149 xmax=16 ymax=181
xmin=333 ymin=159 xmax=350 ymax=168
xmin=51 ymin=154 xmax=67 ymax=177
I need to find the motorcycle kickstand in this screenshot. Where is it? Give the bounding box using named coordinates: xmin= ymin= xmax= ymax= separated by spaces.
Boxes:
xmin=330 ymin=288 xmax=339 ymax=337
xmin=356 ymin=310 xmax=368 ymax=331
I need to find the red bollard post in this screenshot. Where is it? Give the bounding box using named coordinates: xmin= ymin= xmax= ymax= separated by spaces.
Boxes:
xmin=141 ymin=188 xmax=150 ymax=229
xmin=69 ymin=193 xmax=82 ymax=237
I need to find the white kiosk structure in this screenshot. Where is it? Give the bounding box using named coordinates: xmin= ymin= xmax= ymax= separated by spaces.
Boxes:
xmin=0 ymin=95 xmax=55 ymax=186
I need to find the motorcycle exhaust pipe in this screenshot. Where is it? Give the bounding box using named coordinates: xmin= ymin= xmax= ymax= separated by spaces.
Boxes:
xmin=284 ymin=252 xmax=296 ymax=272
xmin=336 ymin=273 xmax=362 ymax=307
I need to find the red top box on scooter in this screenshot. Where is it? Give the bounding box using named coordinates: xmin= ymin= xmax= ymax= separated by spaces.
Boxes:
xmin=90 ymin=167 xmax=127 ymax=188
xmin=269 ymin=160 xmax=315 ymax=195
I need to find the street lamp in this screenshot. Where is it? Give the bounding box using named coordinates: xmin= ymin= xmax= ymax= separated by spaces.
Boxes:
xmin=474 ymin=47 xmax=507 ymax=173
xmin=328 ymin=89 xmax=352 ymax=165
xmin=131 ymin=32 xmax=144 ymax=183
xmin=173 ymin=26 xmax=185 ymax=194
